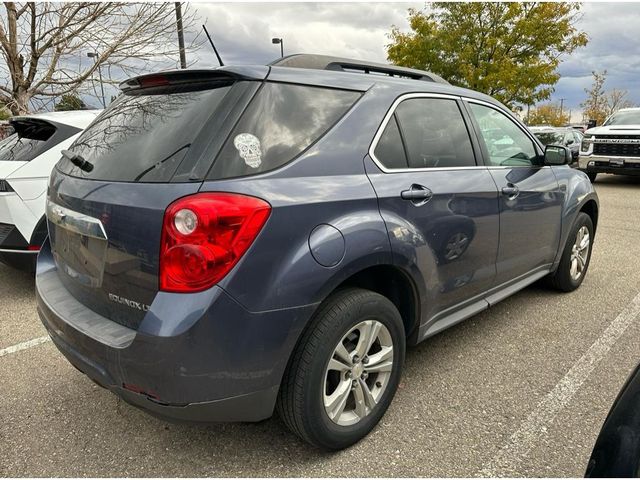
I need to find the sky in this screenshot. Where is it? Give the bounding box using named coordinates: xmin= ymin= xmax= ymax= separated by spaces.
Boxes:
xmin=181 ymin=1 xmax=640 ymax=122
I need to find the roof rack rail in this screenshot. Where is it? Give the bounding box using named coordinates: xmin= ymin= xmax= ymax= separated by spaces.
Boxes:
xmin=269 ymin=54 xmax=449 ymax=85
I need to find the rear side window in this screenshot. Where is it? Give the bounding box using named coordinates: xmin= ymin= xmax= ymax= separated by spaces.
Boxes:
xmin=0 ymin=120 xmax=58 ymax=162
xmin=373 ymin=115 xmax=408 ymax=169
xmin=207 ymin=83 xmax=361 ymax=179
xmin=393 ymin=98 xmax=476 ymax=169
xmin=58 ymin=84 xmax=235 ymax=182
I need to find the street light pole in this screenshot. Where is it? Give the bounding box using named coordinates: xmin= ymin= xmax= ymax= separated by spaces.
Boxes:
xmin=87 ymin=52 xmax=106 ymax=108
xmin=174 ymin=2 xmax=187 ymax=69
xmin=272 ymin=37 xmax=284 ymax=58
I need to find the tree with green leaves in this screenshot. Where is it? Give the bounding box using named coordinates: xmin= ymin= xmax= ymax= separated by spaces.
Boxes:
xmin=54 ymin=93 xmax=87 ymax=112
xmin=387 ymin=3 xmax=588 ymax=109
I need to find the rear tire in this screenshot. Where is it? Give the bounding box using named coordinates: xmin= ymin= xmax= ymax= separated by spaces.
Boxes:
xmin=587 ymin=172 xmax=597 ymax=183
xmin=276 ymin=288 xmax=405 ymax=450
xmin=548 ymin=212 xmax=594 ymax=292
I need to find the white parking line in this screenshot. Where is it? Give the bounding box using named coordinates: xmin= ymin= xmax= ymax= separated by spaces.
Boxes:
xmin=0 ymin=336 xmax=51 ymax=358
xmin=480 ymin=291 xmax=640 ymax=477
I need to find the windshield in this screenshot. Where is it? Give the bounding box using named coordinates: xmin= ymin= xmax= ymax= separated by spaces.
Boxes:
xmin=603 ymin=110 xmax=640 ymax=126
xmin=533 ymin=132 xmax=565 ymax=145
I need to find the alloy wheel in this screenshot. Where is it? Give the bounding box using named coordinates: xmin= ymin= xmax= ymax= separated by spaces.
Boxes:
xmin=323 ymin=320 xmax=394 ymax=426
xmin=570 ymin=225 xmax=590 ymax=281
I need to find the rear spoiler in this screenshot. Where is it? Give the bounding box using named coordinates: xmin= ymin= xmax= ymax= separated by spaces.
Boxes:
xmin=9 ymin=117 xmax=56 ymax=141
xmin=119 ymin=66 xmax=269 ymax=92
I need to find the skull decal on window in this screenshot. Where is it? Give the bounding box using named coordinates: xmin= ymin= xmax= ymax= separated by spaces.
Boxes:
xmin=233 ymin=133 xmax=262 ymax=169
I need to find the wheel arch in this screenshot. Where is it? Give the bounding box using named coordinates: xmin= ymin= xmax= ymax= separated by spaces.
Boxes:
xmin=580 ymin=198 xmax=599 ymax=234
xmin=315 ymin=264 xmax=421 ymax=345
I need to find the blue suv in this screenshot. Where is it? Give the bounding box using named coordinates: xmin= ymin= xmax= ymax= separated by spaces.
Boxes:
xmin=36 ymin=54 xmax=599 ymax=449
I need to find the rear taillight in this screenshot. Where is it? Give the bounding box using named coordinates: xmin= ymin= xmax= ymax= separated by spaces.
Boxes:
xmin=159 ymin=193 xmax=271 ymax=293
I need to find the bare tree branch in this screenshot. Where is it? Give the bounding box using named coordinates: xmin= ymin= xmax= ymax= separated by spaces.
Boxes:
xmin=0 ymin=2 xmax=204 ymax=114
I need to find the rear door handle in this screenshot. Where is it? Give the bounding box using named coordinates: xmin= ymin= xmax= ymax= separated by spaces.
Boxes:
xmin=501 ymin=185 xmax=519 ymax=197
xmin=401 ymin=184 xmax=433 ymax=205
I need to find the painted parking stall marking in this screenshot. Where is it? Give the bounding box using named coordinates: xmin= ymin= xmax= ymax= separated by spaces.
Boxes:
xmin=0 ymin=336 xmax=50 ymax=358
xmin=480 ymin=290 xmax=640 ymax=477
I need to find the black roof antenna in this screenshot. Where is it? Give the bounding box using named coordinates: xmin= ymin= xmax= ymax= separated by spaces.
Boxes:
xmin=202 ymin=24 xmax=224 ymax=66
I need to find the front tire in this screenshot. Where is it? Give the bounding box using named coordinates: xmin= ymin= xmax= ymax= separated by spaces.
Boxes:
xmin=548 ymin=212 xmax=594 ymax=292
xmin=277 ymin=288 xmax=405 ymax=450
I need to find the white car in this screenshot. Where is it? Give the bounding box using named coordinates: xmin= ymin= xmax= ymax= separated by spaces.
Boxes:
xmin=579 ymin=107 xmax=640 ymax=182
xmin=0 ymin=110 xmax=101 ymax=271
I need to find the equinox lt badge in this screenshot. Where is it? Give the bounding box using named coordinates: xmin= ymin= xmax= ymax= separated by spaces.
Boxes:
xmin=108 ymin=293 xmax=150 ymax=312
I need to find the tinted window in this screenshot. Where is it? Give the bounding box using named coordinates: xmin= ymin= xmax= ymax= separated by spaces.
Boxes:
xmin=208 ymin=83 xmax=361 ymax=179
xmin=534 ymin=132 xmax=564 ymax=145
xmin=58 ymin=84 xmax=234 ymax=182
xmin=0 ymin=120 xmax=57 ymax=162
xmin=393 ymin=98 xmax=476 ymax=168
xmin=469 ymin=103 xmax=538 ymax=166
xmin=573 ymin=131 xmax=583 ymax=144
xmin=373 ymin=115 xmax=408 ymax=169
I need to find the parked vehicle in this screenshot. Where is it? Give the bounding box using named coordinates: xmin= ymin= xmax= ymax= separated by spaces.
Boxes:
xmin=529 ymin=126 xmax=583 ymax=164
xmin=579 ymin=107 xmax=640 ymax=182
xmin=36 ymin=54 xmax=599 ymax=450
xmin=0 ymin=110 xmax=100 ymax=271
xmin=586 ymin=362 xmax=640 ymax=477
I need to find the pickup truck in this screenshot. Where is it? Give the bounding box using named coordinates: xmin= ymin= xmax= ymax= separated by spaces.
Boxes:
xmin=579 ymin=107 xmax=640 ymax=182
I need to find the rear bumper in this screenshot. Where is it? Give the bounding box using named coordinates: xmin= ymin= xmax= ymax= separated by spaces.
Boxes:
xmin=579 ymin=155 xmax=640 ymax=176
xmin=36 ymin=240 xmax=315 ymax=423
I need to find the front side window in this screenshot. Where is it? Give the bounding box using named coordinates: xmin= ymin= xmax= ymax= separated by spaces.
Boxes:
xmin=392 ymin=98 xmax=476 ymax=169
xmin=208 ymin=83 xmax=361 ymax=179
xmin=469 ymin=103 xmax=539 ymax=167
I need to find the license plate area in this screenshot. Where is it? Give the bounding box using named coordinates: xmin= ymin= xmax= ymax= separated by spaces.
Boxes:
xmin=47 ymin=200 xmax=108 ymax=288
xmin=610 ymin=158 xmax=624 ymax=167
xmin=52 ymin=226 xmax=107 ymax=287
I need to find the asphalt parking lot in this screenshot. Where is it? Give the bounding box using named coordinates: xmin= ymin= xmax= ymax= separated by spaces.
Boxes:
xmin=1 ymin=174 xmax=639 ymax=477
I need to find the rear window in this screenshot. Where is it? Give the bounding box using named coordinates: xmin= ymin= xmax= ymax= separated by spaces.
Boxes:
xmin=207 ymin=82 xmax=361 ymax=179
xmin=58 ymin=83 xmax=236 ymax=182
xmin=0 ymin=120 xmax=57 ymax=162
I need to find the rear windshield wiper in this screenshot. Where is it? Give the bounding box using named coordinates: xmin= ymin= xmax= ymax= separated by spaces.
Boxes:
xmin=61 ymin=149 xmax=93 ymax=173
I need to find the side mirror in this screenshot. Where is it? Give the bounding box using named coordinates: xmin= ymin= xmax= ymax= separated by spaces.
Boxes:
xmin=544 ymin=144 xmax=572 ymax=166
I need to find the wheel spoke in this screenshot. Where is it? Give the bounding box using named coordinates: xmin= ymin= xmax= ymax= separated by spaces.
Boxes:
xmin=365 ymin=345 xmax=393 ymax=373
xmin=579 ymin=232 xmax=590 ymax=251
xmin=353 ymin=379 xmax=377 ymax=418
xmin=355 ymin=321 xmax=381 ymax=358
xmin=334 ymin=342 xmax=353 ymax=367
xmin=324 ymin=378 xmax=351 ymax=421
xmin=570 ymin=257 xmax=579 ymax=278
xmin=328 ymin=357 xmax=351 ymax=373
xmin=576 ymin=253 xmax=586 ymax=270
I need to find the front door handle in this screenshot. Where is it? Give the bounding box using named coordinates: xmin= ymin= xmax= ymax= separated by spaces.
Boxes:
xmin=401 ymin=184 xmax=433 ymax=205
xmin=501 ymin=185 xmax=519 ymax=198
